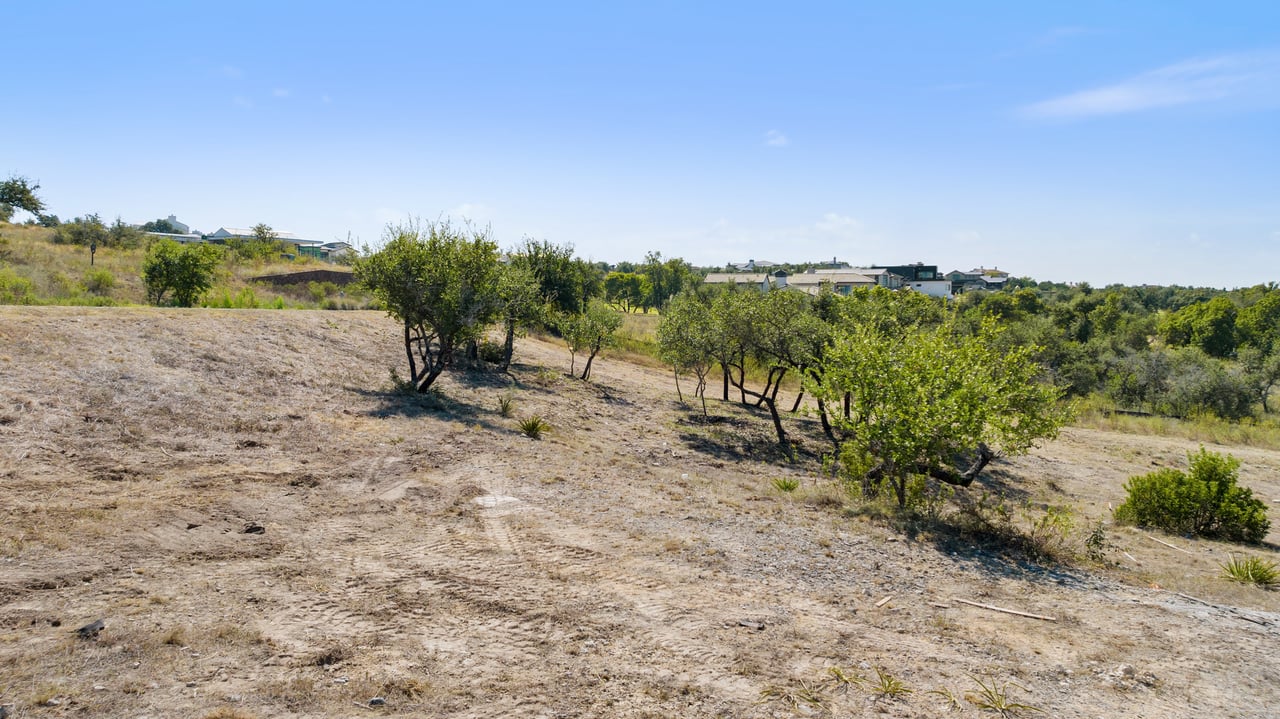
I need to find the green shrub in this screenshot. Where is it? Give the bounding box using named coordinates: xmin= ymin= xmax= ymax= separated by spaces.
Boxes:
xmin=1221 ymin=554 xmax=1278 ymax=588
xmin=519 ymin=415 xmax=550 ymax=439
xmin=477 ymin=339 xmax=505 ymax=364
xmin=1114 ymin=448 xmax=1270 ymax=544
xmin=771 ymin=477 xmax=800 ymax=493
xmin=83 ymin=268 xmax=115 ymax=294
xmin=0 ymin=267 xmax=37 ymax=304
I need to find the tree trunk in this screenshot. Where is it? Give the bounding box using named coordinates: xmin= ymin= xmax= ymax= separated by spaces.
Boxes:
xmin=721 ymin=363 xmax=730 ymax=401
xmin=500 ymin=320 xmax=516 ymax=371
xmin=581 ymin=347 xmax=599 ymax=380
xmin=673 ymin=367 xmax=684 ymax=404
xmin=764 ymin=396 xmax=793 ymax=461
xmin=403 ymin=324 xmax=418 ymax=385
xmin=790 ymin=388 xmax=805 ymax=414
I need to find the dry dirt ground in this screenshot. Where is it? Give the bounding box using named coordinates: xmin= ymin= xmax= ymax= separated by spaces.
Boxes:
xmin=1 ymin=306 xmax=1278 ymax=719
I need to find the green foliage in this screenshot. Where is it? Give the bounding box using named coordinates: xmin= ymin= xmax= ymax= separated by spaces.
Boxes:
xmin=1220 ymin=554 xmax=1279 ymax=588
xmin=1236 ymin=289 xmax=1280 ymax=354
xmin=140 ymin=218 xmax=180 ymax=234
xmin=518 ymin=415 xmax=551 ymax=439
xmin=509 ymin=238 xmax=600 ymax=314
xmin=559 ymin=298 xmax=623 ymax=380
xmin=867 ymin=666 xmax=912 ymax=699
xmin=141 ymin=239 xmax=223 ymax=307
xmin=494 ymin=261 xmax=545 ymax=370
xmin=638 ymin=251 xmax=698 ymax=311
xmin=811 ymin=314 xmax=1071 ymax=507
xmin=656 ymin=291 xmax=718 ymax=413
xmin=1105 ymin=347 xmax=1256 ymax=420
xmin=1114 ymin=448 xmax=1270 ymax=544
xmin=497 ymin=393 xmax=515 ymax=417
xmin=964 ymin=675 xmax=1042 ymax=716
xmin=354 ymin=220 xmax=502 ymax=392
xmin=771 ymin=477 xmax=800 ymax=493
xmin=204 ymin=287 xmax=274 ymax=309
xmin=226 ymin=223 xmax=288 ymax=262
xmin=0 ymin=175 xmax=45 ymax=217
xmin=52 ymin=214 xmax=108 ymax=247
xmin=603 ymin=271 xmax=651 ymax=313
xmin=107 ymin=216 xmax=144 ymax=249
xmin=1160 ymin=296 xmax=1238 ymax=358
xmin=82 ymin=268 xmax=115 ymax=294
xmin=0 ymin=266 xmax=38 ymax=304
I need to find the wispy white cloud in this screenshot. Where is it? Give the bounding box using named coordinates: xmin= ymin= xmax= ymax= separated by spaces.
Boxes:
xmin=1024 ymin=50 xmax=1280 ymax=119
xmin=764 ymin=129 xmax=789 ymax=147
xmin=273 ymin=88 xmax=290 ymax=98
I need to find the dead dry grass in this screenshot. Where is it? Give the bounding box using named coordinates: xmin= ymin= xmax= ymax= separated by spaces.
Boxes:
xmin=0 ymin=305 xmax=1277 ymax=718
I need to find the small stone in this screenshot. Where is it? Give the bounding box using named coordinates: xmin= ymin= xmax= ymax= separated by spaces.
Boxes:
xmin=93 ymin=685 xmax=106 ymax=691
xmin=186 ymin=681 xmax=197 ymax=688
xmin=369 ymin=697 xmax=387 ymax=706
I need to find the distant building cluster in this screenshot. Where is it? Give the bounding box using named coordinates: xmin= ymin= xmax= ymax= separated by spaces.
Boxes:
xmin=706 ymin=260 xmax=1010 ymax=299
xmin=139 ymin=215 xmax=353 ymax=263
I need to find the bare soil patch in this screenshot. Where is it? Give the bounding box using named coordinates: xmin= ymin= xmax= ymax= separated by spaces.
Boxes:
xmin=1 ymin=306 xmax=1277 ymax=718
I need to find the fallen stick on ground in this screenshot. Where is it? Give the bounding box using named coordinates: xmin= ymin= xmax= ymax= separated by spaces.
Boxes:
xmin=1142 ymin=533 xmax=1195 ymax=555
xmin=874 ymin=595 xmax=894 ymax=608
xmin=953 ymin=598 xmax=1057 ymax=622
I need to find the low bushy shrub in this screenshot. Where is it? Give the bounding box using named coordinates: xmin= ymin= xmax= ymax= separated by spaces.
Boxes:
xmin=1114 ymin=447 xmax=1270 ymax=544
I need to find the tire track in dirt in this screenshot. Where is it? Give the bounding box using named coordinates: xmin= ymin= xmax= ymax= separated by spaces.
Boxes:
xmin=463 ymin=483 xmax=760 ymax=700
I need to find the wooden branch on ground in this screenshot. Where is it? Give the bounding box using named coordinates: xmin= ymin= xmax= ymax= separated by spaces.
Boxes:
xmin=953 ymin=598 xmax=1057 ymax=622
xmin=874 ymin=595 xmax=894 ymax=608
xmin=1142 ymin=533 xmax=1195 ymax=555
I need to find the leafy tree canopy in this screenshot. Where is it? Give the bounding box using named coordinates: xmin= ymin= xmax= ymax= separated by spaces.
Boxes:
xmin=354 ymin=221 xmax=502 ymax=392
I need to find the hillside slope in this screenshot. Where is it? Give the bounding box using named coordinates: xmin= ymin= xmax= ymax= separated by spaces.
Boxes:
xmin=1 ymin=306 xmax=1278 ymax=718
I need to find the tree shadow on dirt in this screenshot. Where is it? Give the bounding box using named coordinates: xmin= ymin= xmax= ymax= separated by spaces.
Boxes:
xmin=348 ymin=386 xmax=508 ymax=433
xmin=673 ymin=405 xmax=828 ymax=465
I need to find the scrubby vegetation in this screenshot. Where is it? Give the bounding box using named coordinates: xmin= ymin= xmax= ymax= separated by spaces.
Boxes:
xmin=1114 ymin=448 xmax=1270 ymax=544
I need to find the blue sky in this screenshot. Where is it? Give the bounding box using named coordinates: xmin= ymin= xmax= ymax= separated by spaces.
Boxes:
xmin=6 ymin=1 xmax=1279 ymax=287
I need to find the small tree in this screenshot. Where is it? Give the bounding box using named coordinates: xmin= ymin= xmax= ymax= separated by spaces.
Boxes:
xmin=53 ymin=214 xmax=109 ymax=247
xmin=657 ymin=291 xmax=717 ymax=414
xmin=810 ymin=318 xmax=1071 ymax=507
xmin=604 ymin=271 xmax=651 ymax=313
xmin=140 ymin=218 xmax=180 ymax=234
xmin=0 ymin=176 xmax=45 ymax=220
xmin=142 ymin=239 xmax=223 ymax=307
xmin=560 ymin=299 xmax=622 ymax=380
xmin=354 ymin=221 xmax=501 ymax=392
xmin=1115 ymin=448 xmax=1270 ymax=544
xmin=495 ymin=262 xmax=545 ymax=371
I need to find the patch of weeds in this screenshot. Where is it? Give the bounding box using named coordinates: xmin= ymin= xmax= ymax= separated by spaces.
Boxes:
xmin=965 ymin=674 xmax=1042 ymax=716
xmin=311 ymin=643 xmax=353 ymax=666
xmin=1021 ymin=504 xmax=1076 ymax=563
xmin=868 ymin=666 xmax=912 ymax=699
xmin=160 ymin=625 xmax=188 ymax=646
xmin=929 ymin=686 xmax=965 ymax=711
xmin=825 ymin=665 xmax=864 ymax=694
xmin=771 ymin=477 xmax=800 ymax=494
xmin=1084 ymin=521 xmax=1110 ymax=563
xmin=1221 ymin=554 xmax=1279 ymax=588
xmin=497 ymin=393 xmax=515 ymax=417
xmin=757 ymin=680 xmax=824 ymax=711
xmin=519 ymin=415 xmax=551 ymax=439
xmin=387 ymin=367 xmax=416 ymax=395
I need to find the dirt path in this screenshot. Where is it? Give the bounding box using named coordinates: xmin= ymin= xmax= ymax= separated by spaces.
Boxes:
xmin=1 ymin=307 xmax=1277 ymax=717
